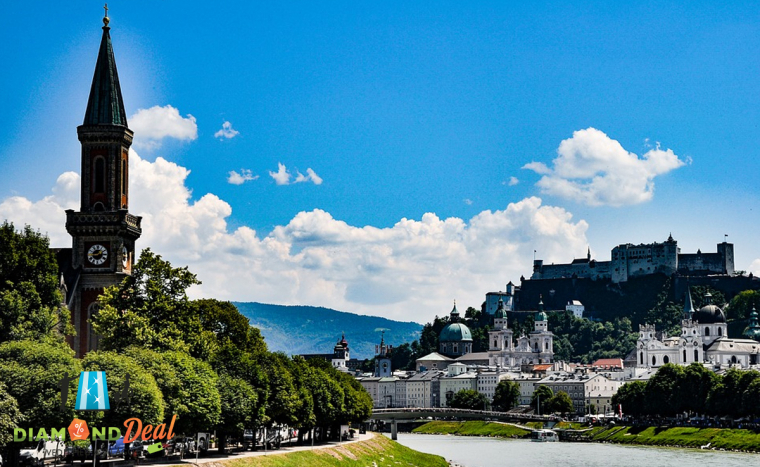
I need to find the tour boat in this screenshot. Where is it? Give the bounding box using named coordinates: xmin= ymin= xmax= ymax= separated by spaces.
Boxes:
xmin=530 ymin=429 xmax=558 ymax=442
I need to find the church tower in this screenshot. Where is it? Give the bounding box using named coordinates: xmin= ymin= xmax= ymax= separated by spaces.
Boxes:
xmin=65 ymin=9 xmax=141 ymax=357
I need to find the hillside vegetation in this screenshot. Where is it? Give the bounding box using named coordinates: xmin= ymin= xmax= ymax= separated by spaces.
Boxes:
xmin=234 ymin=302 xmax=422 ymax=359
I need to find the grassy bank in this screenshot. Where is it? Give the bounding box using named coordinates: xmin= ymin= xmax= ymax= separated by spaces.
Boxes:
xmin=588 ymin=426 xmax=760 ymax=451
xmin=412 ymin=421 xmax=531 ymax=439
xmin=218 ymin=434 xmax=448 ymax=467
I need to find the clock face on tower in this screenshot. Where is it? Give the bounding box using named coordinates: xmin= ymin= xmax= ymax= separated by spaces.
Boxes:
xmin=87 ymin=244 xmax=108 ymax=265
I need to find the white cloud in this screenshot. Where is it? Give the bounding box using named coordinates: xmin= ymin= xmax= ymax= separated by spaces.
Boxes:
xmin=214 ymin=121 xmax=240 ymax=139
xmin=130 ymin=105 xmax=198 ymax=149
xmin=269 ymin=163 xmax=291 ymax=185
xmin=508 ymin=177 xmax=519 ymax=186
xmin=522 ymin=128 xmax=686 ymax=206
xmin=463 ymin=199 xmax=473 ymax=205
xmin=269 ymin=164 xmax=322 ymax=186
xmin=0 ymin=172 xmax=79 ymax=245
xmin=227 ymin=169 xmax=258 ymax=185
xmin=750 ymin=258 xmax=760 ymax=276
xmin=0 ymin=153 xmax=588 ymax=321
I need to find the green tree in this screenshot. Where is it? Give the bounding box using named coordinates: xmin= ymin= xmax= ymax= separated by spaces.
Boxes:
xmin=0 ymin=381 xmax=21 ymax=448
xmin=531 ymin=385 xmax=554 ymax=415
xmin=679 ymin=363 xmax=717 ymax=415
xmin=611 ymin=381 xmax=647 ymax=417
xmin=216 ymin=374 xmax=258 ymax=453
xmin=93 ymin=249 xmax=206 ymax=356
xmin=124 ymin=348 xmax=221 ymax=433
xmin=0 ymin=340 xmax=80 ymax=427
xmin=260 ymin=353 xmax=300 ymax=428
xmin=492 ymin=380 xmax=520 ymax=412
xmin=728 ymin=290 xmax=760 ymax=320
xmin=449 ymin=389 xmax=489 ymax=411
xmin=548 ymin=391 xmax=574 ymax=415
xmin=0 ymin=222 xmax=71 ymax=343
xmin=645 ymin=364 xmax=685 ymax=416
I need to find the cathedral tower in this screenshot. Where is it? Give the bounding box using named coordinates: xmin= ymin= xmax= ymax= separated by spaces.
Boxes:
xmin=65 ymin=10 xmax=141 ymax=357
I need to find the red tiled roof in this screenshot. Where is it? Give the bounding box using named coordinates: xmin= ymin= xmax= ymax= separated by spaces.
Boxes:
xmin=591 ymin=358 xmax=623 ymax=368
xmin=533 ymin=364 xmax=552 ymax=371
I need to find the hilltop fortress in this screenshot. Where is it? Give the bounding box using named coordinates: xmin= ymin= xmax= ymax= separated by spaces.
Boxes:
xmin=531 ymin=234 xmax=734 ymax=284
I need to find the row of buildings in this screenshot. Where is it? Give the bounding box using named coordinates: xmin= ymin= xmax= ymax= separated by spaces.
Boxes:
xmin=356 ymin=359 xmax=623 ymax=415
xmin=324 ymin=288 xmax=760 ymax=416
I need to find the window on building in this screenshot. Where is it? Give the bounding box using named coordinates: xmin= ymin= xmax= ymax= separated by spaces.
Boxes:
xmin=94 ymin=157 xmax=105 ymax=193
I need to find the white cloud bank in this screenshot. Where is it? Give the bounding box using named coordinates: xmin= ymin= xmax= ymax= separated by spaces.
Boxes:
xmin=214 ymin=121 xmax=239 ymax=139
xmin=750 ymin=259 xmax=760 ymax=277
xmin=0 ymin=153 xmax=590 ymax=321
xmin=523 ymin=128 xmax=686 ymax=206
xmin=269 ymin=163 xmax=322 ymax=186
xmin=227 ymin=169 xmax=258 ymax=185
xmin=130 ymin=105 xmax=198 ymax=149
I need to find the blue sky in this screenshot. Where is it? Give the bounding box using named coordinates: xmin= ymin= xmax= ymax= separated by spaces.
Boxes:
xmin=1 ymin=2 xmax=759 ymax=321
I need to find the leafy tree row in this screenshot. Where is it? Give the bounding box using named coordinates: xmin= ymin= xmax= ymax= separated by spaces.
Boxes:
xmin=612 ymin=363 xmax=760 ymax=418
xmin=0 ymin=224 xmax=372 ymax=458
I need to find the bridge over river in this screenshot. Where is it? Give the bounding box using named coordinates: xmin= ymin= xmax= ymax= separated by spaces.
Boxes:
xmin=368 ymin=408 xmax=560 ymax=439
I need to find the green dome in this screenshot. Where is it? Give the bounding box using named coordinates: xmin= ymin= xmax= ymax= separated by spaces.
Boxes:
xmin=535 ymin=311 xmax=548 ymax=322
xmin=494 ymin=307 xmax=508 ymax=319
xmin=440 ymin=322 xmax=473 ymax=342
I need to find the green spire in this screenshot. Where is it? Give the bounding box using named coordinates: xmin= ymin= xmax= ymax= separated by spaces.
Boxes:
xmin=83 ymin=14 xmax=128 ymax=127
xmin=743 ymin=306 xmax=760 ymax=342
xmin=684 ymin=287 xmax=695 ymax=317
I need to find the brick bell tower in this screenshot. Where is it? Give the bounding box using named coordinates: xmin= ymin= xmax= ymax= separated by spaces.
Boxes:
xmin=65 ymin=9 xmax=141 ymax=357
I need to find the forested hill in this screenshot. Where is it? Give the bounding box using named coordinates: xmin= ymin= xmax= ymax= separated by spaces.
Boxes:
xmin=233 ymin=302 xmax=423 ymax=359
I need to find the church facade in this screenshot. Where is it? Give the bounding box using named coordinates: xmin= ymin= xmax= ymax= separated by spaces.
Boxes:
xmin=59 ymin=12 xmax=141 ymax=357
xmin=636 ymin=291 xmax=760 ymax=369
xmin=487 ymin=297 xmax=554 ymax=367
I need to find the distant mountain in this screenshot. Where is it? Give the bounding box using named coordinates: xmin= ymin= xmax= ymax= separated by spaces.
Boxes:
xmin=232 ymin=302 xmax=423 ymax=360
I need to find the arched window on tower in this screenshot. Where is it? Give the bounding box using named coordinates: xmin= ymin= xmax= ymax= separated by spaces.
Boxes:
xmin=705 ymin=327 xmax=710 ymax=337
xmin=652 ymin=355 xmax=656 ymax=366
xmin=694 ymin=349 xmax=699 ymax=362
xmin=718 ymin=327 xmax=723 ymax=336
xmin=664 ymin=355 xmax=670 ymax=364
xmin=683 ymin=349 xmax=687 ymax=362
xmin=640 ymin=352 xmax=644 ymax=365
xmin=94 ymin=157 xmax=105 ymax=193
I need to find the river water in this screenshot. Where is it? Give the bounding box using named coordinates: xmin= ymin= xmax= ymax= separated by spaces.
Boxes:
xmin=390 ymin=433 xmax=759 ymax=467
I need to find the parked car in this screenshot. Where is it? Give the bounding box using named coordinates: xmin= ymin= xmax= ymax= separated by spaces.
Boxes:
xmin=129 ymin=440 xmax=146 ymax=460
xmin=109 ymin=436 xmax=126 ymax=457
xmin=20 ymin=438 xmax=65 ymax=466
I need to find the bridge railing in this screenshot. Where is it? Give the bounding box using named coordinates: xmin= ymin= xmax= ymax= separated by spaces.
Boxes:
xmin=370 ymin=407 xmax=560 ymax=422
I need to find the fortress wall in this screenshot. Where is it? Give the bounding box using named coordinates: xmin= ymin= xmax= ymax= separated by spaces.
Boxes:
xmin=678 ymin=253 xmax=727 ymax=274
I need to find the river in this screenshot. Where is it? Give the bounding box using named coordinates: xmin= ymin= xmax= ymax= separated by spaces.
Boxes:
xmin=390 ymin=433 xmax=759 ymax=467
